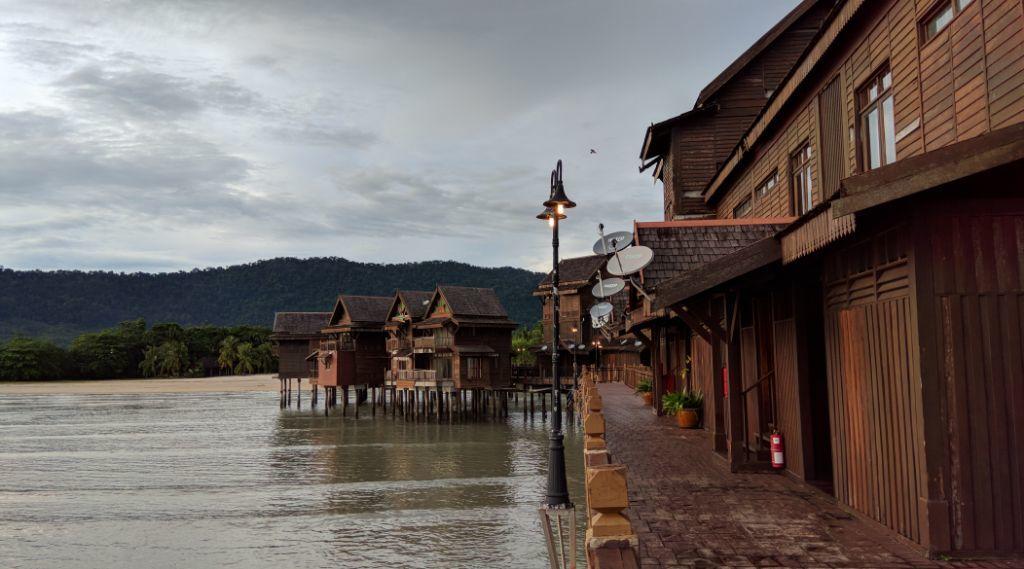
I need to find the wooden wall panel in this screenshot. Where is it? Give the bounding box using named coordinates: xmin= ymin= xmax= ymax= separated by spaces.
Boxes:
xmin=772 ymin=318 xmax=804 ymax=477
xmin=922 ymin=210 xmax=1024 ymax=554
xmin=740 ymin=326 xmax=759 ymax=449
xmin=691 ymin=334 xmax=715 ymax=430
xmin=824 ymin=225 xmax=923 ymax=544
xmin=712 ymin=0 xmax=1024 ymax=218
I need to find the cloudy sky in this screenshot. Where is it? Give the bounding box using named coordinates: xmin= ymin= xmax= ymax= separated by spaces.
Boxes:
xmin=0 ymin=0 xmax=799 ymax=272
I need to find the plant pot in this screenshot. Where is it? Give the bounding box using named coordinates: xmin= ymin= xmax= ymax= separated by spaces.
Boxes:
xmin=641 ymin=392 xmax=653 ymax=406
xmin=676 ymin=408 xmax=700 ymax=429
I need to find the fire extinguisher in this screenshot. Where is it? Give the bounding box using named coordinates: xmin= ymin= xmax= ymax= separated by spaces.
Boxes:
xmin=770 ymin=429 xmax=785 ymax=469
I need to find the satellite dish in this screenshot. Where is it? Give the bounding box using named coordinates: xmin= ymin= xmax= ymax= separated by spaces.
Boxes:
xmin=593 ymin=231 xmax=633 ymax=255
xmin=592 ymin=277 xmax=625 ymax=298
xmin=589 ymin=302 xmax=613 ymax=327
xmin=607 ymin=245 xmax=654 ymax=276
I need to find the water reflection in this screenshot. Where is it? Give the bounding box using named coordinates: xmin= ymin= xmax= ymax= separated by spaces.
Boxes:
xmin=0 ymin=391 xmax=585 ymax=569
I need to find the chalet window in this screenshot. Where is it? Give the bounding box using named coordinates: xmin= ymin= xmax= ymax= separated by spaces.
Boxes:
xmin=857 ymin=66 xmax=895 ymax=171
xmin=465 ymin=357 xmax=482 ymax=379
xmin=338 ymin=333 xmax=355 ymax=350
xmin=921 ymin=0 xmax=972 ymax=42
xmin=732 ymin=196 xmax=752 ymax=218
xmin=755 ymin=170 xmax=779 ymax=199
xmin=790 ymin=143 xmax=814 ymax=216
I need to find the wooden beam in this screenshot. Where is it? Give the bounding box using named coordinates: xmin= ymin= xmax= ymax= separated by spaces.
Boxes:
xmin=834 ymin=122 xmax=1024 ymax=217
xmin=669 ymin=306 xmax=713 ymax=344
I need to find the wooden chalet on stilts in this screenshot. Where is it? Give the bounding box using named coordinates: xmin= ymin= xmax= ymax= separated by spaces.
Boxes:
xmin=626 ymin=0 xmax=1024 ymax=558
xmin=318 ymin=295 xmax=392 ymax=409
xmin=383 ymin=290 xmax=434 ymax=383
xmin=270 ymin=311 xmax=330 ymax=406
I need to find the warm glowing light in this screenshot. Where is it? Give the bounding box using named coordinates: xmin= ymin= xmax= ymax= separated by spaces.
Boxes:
xmin=556 ymin=204 xmax=565 ymax=215
xmin=548 ymin=216 xmax=555 ymax=228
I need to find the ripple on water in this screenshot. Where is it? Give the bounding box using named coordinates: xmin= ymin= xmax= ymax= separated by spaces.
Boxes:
xmin=0 ymin=390 xmax=586 ymax=569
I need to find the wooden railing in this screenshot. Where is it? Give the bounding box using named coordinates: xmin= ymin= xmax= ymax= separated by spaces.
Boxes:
xmin=386 ymin=337 xmax=411 ymax=352
xmin=412 ymin=336 xmax=434 ymax=350
xmin=394 ymin=369 xmax=436 ymax=381
xmin=595 ymin=364 xmax=652 ymax=389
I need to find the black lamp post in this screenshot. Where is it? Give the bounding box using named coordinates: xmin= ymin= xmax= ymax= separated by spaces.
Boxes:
xmin=536 ymin=160 xmax=574 ymax=511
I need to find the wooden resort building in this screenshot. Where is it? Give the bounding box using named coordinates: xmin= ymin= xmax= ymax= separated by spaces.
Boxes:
xmin=532 ymin=255 xmax=606 ymax=383
xmin=317 ymin=295 xmax=392 ymax=402
xmin=622 ymin=0 xmax=1024 ymax=558
xmin=270 ymin=311 xmax=330 ymax=403
xmin=383 ymin=290 xmax=435 ymax=383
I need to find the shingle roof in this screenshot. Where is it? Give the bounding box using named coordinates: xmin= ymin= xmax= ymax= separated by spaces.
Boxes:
xmin=635 ymin=219 xmax=792 ymax=290
xmin=538 ymin=255 xmax=606 ymax=288
xmin=437 ymin=286 xmax=508 ymax=318
xmin=340 ymin=295 xmax=393 ymax=323
xmin=272 ymin=312 xmax=330 ymax=336
xmin=397 ymin=290 xmax=434 ymax=319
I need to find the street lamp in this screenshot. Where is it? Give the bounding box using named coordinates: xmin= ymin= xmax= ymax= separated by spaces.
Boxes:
xmin=536 ymin=159 xmax=576 ymax=569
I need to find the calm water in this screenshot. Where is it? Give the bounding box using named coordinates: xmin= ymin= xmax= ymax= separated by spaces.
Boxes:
xmin=0 ymin=390 xmax=585 ymax=569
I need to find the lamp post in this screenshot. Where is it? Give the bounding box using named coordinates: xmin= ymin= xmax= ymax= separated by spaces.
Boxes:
xmin=536 ymin=160 xmax=576 ymax=569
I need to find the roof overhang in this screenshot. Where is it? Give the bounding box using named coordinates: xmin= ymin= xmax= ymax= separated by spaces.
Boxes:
xmin=833 ymin=122 xmax=1024 ymax=217
xmin=651 ymin=237 xmax=782 ymax=311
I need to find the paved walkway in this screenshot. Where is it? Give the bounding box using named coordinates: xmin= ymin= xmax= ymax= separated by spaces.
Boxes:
xmin=597 ymin=382 xmax=1019 ymax=569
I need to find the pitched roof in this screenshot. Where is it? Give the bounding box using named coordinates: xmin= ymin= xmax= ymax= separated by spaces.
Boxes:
xmin=635 ymin=219 xmax=792 ymax=290
xmin=272 ymin=312 xmax=330 ymax=336
xmin=337 ymin=295 xmax=393 ymax=324
xmin=695 ymin=0 xmax=826 ymax=107
xmin=397 ymin=290 xmax=434 ymax=319
xmin=436 ymin=286 xmax=508 ymax=318
xmin=538 ymin=254 xmax=606 ymax=288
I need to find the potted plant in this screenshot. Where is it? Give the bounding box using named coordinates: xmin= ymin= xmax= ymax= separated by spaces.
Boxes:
xmin=663 ymin=389 xmax=703 ymax=429
xmin=636 ymin=379 xmax=653 ymax=406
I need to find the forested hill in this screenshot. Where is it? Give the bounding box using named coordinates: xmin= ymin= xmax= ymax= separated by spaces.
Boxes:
xmin=0 ymin=257 xmax=545 ymax=344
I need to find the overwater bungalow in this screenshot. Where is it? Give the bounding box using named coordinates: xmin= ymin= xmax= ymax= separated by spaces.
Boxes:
xmin=408 ymin=285 xmax=517 ymax=390
xmin=619 ymin=0 xmax=1024 ymax=557
xmin=317 ymin=295 xmax=392 ymax=399
xmin=270 ymin=311 xmax=330 ymax=399
xmin=383 ymin=290 xmax=434 ymax=383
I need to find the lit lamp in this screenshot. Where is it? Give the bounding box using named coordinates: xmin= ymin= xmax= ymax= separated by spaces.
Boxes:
xmin=536 ymin=159 xmax=576 ymax=569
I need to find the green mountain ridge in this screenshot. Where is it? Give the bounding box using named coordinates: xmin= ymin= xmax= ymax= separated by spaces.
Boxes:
xmin=0 ymin=257 xmax=545 ymax=344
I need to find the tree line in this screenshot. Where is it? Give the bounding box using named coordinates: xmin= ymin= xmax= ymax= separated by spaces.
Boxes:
xmin=0 ymin=319 xmax=275 ymax=381
xmin=0 ymin=257 xmax=544 ymax=344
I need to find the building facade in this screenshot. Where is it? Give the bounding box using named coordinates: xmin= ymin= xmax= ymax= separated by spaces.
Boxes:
xmin=628 ymin=0 xmax=1024 ymax=557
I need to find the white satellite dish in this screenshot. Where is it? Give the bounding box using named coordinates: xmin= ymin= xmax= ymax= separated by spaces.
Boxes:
xmin=593 ymin=231 xmax=633 ymax=255
xmin=589 ymin=302 xmax=613 ymax=328
xmin=607 ymin=245 xmax=654 ymax=276
xmin=592 ymin=277 xmax=625 ymax=298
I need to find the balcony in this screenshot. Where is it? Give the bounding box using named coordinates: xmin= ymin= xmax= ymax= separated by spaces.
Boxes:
xmin=387 ymin=337 xmax=411 ymax=352
xmin=413 ymin=336 xmax=435 ymax=350
xmin=395 ymin=369 xmax=436 ymax=381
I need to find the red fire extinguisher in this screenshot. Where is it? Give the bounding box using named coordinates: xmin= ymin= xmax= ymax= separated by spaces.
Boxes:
xmin=770 ymin=429 xmax=785 ymax=469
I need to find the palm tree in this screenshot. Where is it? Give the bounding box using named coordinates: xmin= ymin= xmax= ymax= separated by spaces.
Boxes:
xmin=158 ymin=341 xmax=189 ymax=377
xmin=234 ymin=342 xmax=258 ymax=375
xmin=139 ymin=346 xmax=160 ymax=377
xmin=218 ymin=336 xmax=239 ymax=373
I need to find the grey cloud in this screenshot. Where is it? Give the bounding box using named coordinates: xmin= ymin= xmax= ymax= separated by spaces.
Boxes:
xmin=268 ymin=123 xmax=379 ymax=148
xmin=53 ymin=65 xmax=263 ymax=120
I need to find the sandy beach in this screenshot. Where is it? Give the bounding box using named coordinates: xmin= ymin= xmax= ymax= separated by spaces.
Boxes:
xmin=0 ymin=374 xmax=280 ymax=395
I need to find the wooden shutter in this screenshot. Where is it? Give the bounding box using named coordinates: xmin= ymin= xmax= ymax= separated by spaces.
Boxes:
xmin=818 ymin=76 xmax=845 ymax=198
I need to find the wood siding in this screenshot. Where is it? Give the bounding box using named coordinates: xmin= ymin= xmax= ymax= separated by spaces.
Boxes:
xmin=917 ymin=202 xmax=1024 ymax=554
xmin=824 ymin=222 xmax=925 ymax=544
xmin=772 ymin=318 xmax=804 ymax=478
xmin=713 ymin=0 xmax=1024 ymax=219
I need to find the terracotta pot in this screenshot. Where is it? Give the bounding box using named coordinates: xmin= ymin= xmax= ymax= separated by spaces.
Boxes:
xmin=641 ymin=392 xmax=653 ymax=406
xmin=676 ymin=408 xmax=700 ymax=429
